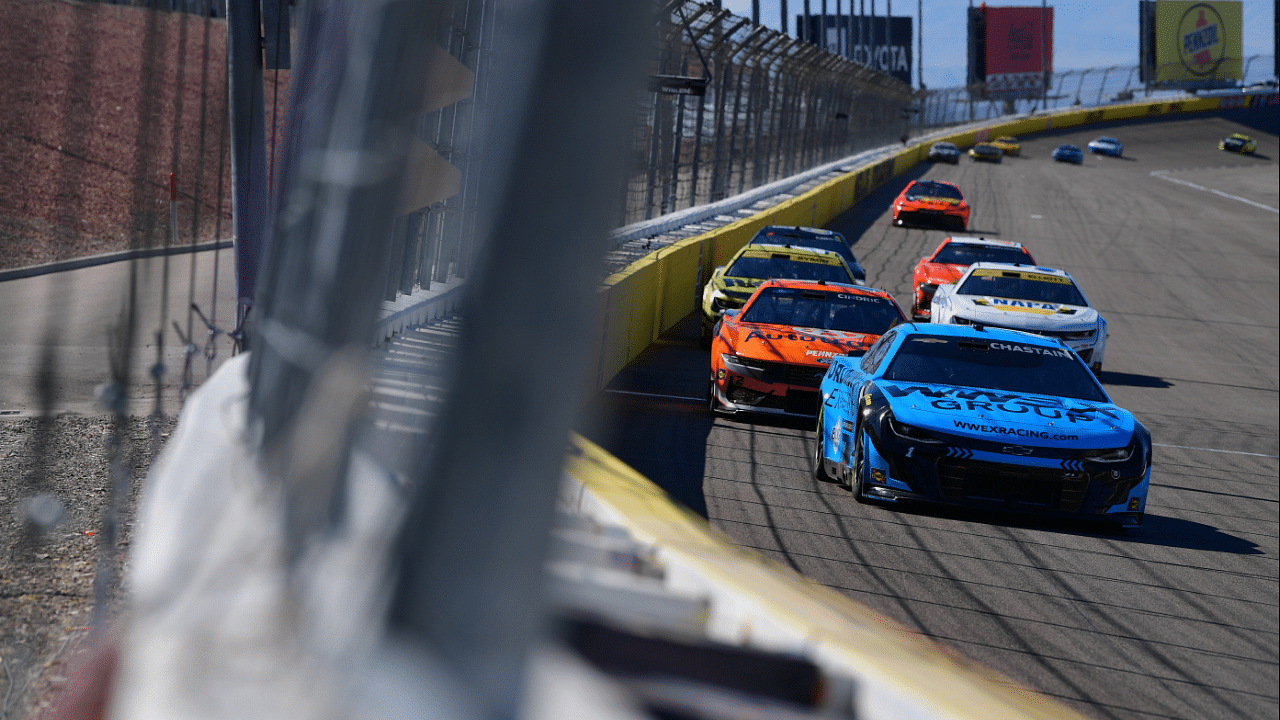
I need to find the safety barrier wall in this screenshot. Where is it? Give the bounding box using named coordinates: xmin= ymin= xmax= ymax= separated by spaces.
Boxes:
xmin=589 ymin=92 xmax=1275 ymax=394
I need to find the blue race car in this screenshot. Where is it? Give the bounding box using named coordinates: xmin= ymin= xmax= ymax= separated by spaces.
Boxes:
xmin=748 ymin=225 xmax=867 ymax=283
xmin=1052 ymin=144 xmax=1084 ymax=164
xmin=1087 ymin=136 xmax=1124 ymax=157
xmin=814 ymin=324 xmax=1150 ymax=527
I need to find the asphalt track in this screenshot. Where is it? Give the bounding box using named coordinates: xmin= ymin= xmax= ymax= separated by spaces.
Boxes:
xmin=582 ymin=110 xmax=1279 ymax=720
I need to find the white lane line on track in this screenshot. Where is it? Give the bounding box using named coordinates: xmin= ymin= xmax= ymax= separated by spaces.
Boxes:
xmin=604 ymin=388 xmax=705 ymax=403
xmin=1154 ymin=443 xmax=1279 ymax=459
xmin=1150 ymin=170 xmax=1279 ymax=213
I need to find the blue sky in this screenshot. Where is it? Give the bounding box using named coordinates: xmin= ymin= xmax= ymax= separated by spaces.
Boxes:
xmin=717 ymin=1 xmax=1275 ymax=88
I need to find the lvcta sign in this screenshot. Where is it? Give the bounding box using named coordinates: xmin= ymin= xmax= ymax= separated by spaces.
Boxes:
xmin=801 ymin=15 xmax=914 ymax=86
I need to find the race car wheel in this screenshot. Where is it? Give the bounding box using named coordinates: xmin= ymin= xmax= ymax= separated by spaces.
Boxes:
xmin=850 ymin=428 xmax=870 ymax=503
xmin=812 ymin=410 xmax=832 ymax=482
xmin=707 ymin=380 xmax=722 ymax=415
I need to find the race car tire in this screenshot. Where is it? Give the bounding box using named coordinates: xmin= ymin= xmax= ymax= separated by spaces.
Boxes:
xmin=850 ymin=428 xmax=871 ymax=503
xmin=707 ymin=380 xmax=723 ymax=416
xmin=812 ymin=410 xmax=833 ymax=483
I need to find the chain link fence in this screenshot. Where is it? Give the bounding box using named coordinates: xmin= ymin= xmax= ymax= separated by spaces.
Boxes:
xmin=916 ymin=55 xmax=1276 ymax=129
xmin=622 ymin=2 xmax=911 ymax=226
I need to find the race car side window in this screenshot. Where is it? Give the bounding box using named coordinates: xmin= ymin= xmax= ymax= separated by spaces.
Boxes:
xmin=860 ymin=330 xmax=897 ymax=373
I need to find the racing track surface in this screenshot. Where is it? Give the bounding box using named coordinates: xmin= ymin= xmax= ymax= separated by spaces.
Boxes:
xmin=581 ymin=109 xmax=1279 ymax=720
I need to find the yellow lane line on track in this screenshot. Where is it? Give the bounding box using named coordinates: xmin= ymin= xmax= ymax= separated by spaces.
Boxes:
xmin=1150 ymin=170 xmax=1279 ymax=213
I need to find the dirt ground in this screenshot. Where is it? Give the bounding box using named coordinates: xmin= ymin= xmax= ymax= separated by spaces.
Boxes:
xmin=0 ymin=415 xmax=174 ymax=719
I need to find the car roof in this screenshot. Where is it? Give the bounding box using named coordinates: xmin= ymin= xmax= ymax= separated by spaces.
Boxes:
xmin=754 ymin=225 xmax=837 ymax=238
xmin=940 ymin=235 xmax=1024 ymax=249
xmin=964 ymin=262 xmax=1073 ymax=279
xmin=1229 ymin=133 xmax=1251 ymax=139
xmin=994 ymin=136 xmax=1017 ymax=141
xmin=893 ymin=322 xmax=1065 ymax=349
xmin=909 ymin=179 xmax=962 ymax=189
xmin=931 ymin=141 xmax=957 ymax=147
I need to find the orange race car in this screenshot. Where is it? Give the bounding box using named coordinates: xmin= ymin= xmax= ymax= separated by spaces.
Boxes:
xmin=892 ymin=179 xmax=970 ymax=231
xmin=909 ymin=236 xmax=1035 ymax=320
xmin=708 ymin=279 xmax=907 ymax=418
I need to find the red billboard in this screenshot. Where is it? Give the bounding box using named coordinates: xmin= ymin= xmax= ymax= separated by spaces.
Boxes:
xmin=983 ymin=6 xmax=1054 ymax=97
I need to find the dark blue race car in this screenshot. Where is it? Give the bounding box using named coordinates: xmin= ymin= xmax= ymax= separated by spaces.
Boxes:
xmin=814 ymin=324 xmax=1151 ymax=527
xmin=748 ymin=225 xmax=866 ymax=283
xmin=1052 ymin=144 xmax=1084 ymax=164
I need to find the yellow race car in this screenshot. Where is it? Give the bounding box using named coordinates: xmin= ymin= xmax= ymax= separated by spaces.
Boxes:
xmin=989 ymin=136 xmax=1021 ymax=157
xmin=1219 ymin=133 xmax=1257 ymax=154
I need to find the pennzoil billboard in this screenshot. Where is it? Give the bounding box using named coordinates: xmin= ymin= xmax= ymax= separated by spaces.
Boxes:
xmin=967 ymin=6 xmax=1054 ymax=99
xmin=1140 ymin=1 xmax=1243 ymax=86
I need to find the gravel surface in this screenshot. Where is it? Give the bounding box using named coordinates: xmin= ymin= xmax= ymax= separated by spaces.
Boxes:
xmin=0 ymin=414 xmax=173 ymax=720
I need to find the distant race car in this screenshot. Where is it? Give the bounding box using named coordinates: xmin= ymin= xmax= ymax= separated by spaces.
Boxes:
xmin=989 ymin=136 xmax=1021 ymax=157
xmin=813 ymin=323 xmax=1151 ymax=528
xmin=910 ymin=236 xmax=1036 ymax=321
xmin=748 ymin=225 xmax=866 ymax=283
xmin=969 ymin=143 xmax=1003 ymax=163
xmin=708 ymin=279 xmax=906 ymax=418
xmin=931 ymin=263 xmax=1107 ymax=372
xmin=1052 ymin=144 xmax=1084 ymax=164
xmin=926 ymin=141 xmax=961 ymax=164
xmin=1219 ymin=133 xmax=1257 ymax=154
xmin=892 ymin=179 xmax=970 ymax=231
xmin=701 ymin=244 xmax=858 ymax=346
xmin=1087 ymin=136 xmax=1124 ymax=157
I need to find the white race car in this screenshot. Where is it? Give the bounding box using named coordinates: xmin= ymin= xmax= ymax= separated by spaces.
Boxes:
xmin=930 ymin=263 xmax=1107 ymax=372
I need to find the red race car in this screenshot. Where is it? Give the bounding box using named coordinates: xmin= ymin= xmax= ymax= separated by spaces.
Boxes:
xmin=892 ymin=179 xmax=970 ymax=231
xmin=708 ymin=279 xmax=906 ymax=418
xmin=910 ymin=236 xmax=1035 ymax=320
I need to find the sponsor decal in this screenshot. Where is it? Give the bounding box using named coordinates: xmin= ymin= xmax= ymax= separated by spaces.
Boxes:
xmin=979 ymin=297 xmax=1061 ymax=315
xmin=871 ymin=469 xmax=886 ymax=484
xmin=883 ymin=384 xmax=1120 ymax=424
xmin=717 ymin=368 xmax=725 ymax=380
xmin=745 ymin=330 xmax=866 ymax=350
xmin=954 ymin=420 xmax=1079 ymax=441
xmin=1128 ymin=498 xmax=1141 ymax=511
xmin=1084 ymin=109 xmax=1105 ymax=123
xmin=831 ymin=423 xmax=841 ymax=450
xmin=1153 ymin=1 xmax=1243 ymax=83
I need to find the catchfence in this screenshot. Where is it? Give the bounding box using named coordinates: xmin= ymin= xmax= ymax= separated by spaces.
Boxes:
xmin=915 ymin=55 xmax=1276 ymax=128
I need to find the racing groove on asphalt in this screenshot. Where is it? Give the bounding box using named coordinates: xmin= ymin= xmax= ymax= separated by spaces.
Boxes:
xmin=582 ymin=110 xmax=1279 ymax=720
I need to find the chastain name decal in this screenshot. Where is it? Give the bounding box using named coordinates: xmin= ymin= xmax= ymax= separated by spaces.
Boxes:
xmin=953 ymin=420 xmax=1077 ymax=441
xmin=988 ymin=342 xmax=1073 ymax=357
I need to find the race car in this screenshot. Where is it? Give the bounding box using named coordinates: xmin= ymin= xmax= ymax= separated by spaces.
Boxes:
xmin=1087 ymin=136 xmax=1124 ymax=157
xmin=910 ymin=236 xmax=1036 ymax=321
xmin=813 ymin=323 xmax=1150 ymax=527
xmin=892 ymin=180 xmax=970 ymax=231
xmin=1052 ymin=144 xmax=1084 ymax=164
xmin=701 ymin=244 xmax=859 ymax=347
xmin=709 ymin=279 xmax=906 ymax=418
xmin=969 ymin=143 xmax=1003 ymax=163
xmin=1219 ymin=133 xmax=1257 ymax=154
xmin=931 ymin=263 xmax=1107 ymax=372
xmin=748 ymin=225 xmax=866 ymax=283
xmin=926 ymin=141 xmax=961 ymax=164
xmin=989 ymin=136 xmax=1021 ymax=157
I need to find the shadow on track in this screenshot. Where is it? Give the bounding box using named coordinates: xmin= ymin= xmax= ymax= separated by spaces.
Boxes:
xmin=826 ymin=163 xmax=930 ymax=246
xmin=1098 ymin=370 xmax=1174 ymax=388
xmin=579 ymin=313 xmax=714 ymax=518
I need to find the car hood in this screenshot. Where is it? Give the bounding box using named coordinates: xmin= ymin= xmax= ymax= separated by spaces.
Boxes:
xmin=877 ymin=380 xmax=1134 ymax=449
xmin=723 ymin=322 xmax=879 ymax=365
xmin=919 ymin=263 xmax=967 ymax=285
xmin=951 ymin=295 xmax=1098 ymax=329
xmin=712 ymin=274 xmax=764 ymax=301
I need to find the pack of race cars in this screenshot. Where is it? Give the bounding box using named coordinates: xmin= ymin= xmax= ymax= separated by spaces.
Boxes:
xmin=699 ymin=184 xmax=1150 ymax=528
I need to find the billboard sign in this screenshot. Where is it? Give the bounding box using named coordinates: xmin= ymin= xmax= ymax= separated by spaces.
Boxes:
xmin=1152 ymin=1 xmax=1242 ymax=84
xmin=983 ymin=6 xmax=1054 ymax=97
xmin=801 ymin=15 xmax=914 ymax=86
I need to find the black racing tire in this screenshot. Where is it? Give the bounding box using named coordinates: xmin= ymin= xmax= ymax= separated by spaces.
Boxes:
xmin=813 ymin=410 xmax=833 ymax=482
xmin=851 ymin=426 xmax=870 ymax=503
xmin=707 ymin=380 xmax=725 ymax=416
